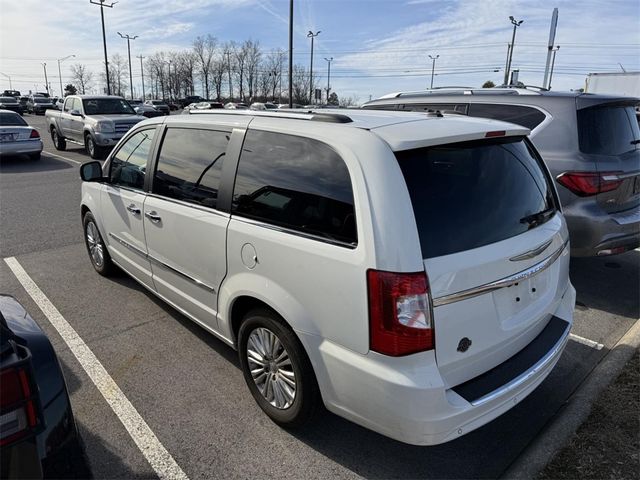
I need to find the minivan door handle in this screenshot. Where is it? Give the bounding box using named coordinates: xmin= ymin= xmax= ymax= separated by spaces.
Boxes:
xmin=145 ymin=211 xmax=162 ymax=223
xmin=126 ymin=204 xmax=141 ymax=215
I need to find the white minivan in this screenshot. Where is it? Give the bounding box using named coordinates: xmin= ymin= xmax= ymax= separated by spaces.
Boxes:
xmin=79 ymin=109 xmax=575 ymax=445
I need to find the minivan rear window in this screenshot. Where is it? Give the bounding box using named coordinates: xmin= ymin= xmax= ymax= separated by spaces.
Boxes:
xmin=577 ymin=105 xmax=640 ymax=156
xmin=396 ymin=137 xmax=557 ymax=259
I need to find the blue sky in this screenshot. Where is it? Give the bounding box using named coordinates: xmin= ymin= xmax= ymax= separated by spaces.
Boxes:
xmin=1 ymin=0 xmax=639 ymax=101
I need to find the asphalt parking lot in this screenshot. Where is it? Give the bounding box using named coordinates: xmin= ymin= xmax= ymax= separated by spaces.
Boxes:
xmin=1 ymin=112 xmax=638 ymax=479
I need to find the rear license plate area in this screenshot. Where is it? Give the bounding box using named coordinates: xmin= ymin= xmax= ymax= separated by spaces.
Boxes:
xmin=492 ymin=269 xmax=551 ymax=325
xmin=0 ymin=133 xmax=15 ymax=142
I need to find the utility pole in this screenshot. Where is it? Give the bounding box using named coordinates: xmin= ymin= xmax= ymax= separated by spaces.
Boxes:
xmin=288 ymin=0 xmax=293 ymax=108
xmin=90 ymin=0 xmax=116 ymax=95
xmin=504 ymin=16 xmax=523 ymax=85
xmin=42 ymin=63 xmax=49 ymax=95
xmin=324 ymin=57 xmax=333 ymax=104
xmin=548 ymin=46 xmax=560 ymax=90
xmin=167 ymin=60 xmax=172 ymax=101
xmin=278 ymin=49 xmax=285 ymax=104
xmin=57 ymin=55 xmax=75 ymax=97
xmin=138 ymin=55 xmax=145 ymax=99
xmin=0 ymin=72 xmax=12 ymax=89
xmin=118 ymin=32 xmax=138 ymax=99
xmin=428 ymin=54 xmax=439 ymax=89
xmin=226 ymin=50 xmax=232 ymax=100
xmin=307 ymin=30 xmax=321 ymax=104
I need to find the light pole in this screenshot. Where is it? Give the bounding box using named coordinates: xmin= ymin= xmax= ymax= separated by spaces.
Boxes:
xmin=428 ymin=54 xmax=439 ymax=89
xmin=138 ymin=55 xmax=145 ymax=100
xmin=118 ymin=32 xmax=138 ymax=99
xmin=57 ymin=54 xmax=75 ymax=97
xmin=548 ymin=46 xmax=560 ymax=90
xmin=42 ymin=63 xmax=50 ymax=95
xmin=307 ymin=30 xmax=321 ymax=105
xmin=288 ymin=0 xmax=293 ymax=108
xmin=166 ymin=60 xmax=172 ymax=101
xmin=504 ymin=16 xmax=523 ymax=85
xmin=0 ymin=72 xmax=11 ymax=89
xmin=90 ymin=0 xmax=116 ymax=95
xmin=324 ymin=57 xmax=333 ymax=104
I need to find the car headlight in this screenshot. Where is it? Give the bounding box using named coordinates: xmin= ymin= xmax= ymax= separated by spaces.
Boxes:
xmin=94 ymin=121 xmax=115 ymax=133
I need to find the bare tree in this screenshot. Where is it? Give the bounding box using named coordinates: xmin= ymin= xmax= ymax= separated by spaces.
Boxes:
xmin=210 ymin=57 xmax=226 ymax=101
xmin=193 ymin=35 xmax=216 ymax=99
xmin=105 ymin=54 xmax=128 ymax=97
xmin=69 ymin=64 xmax=93 ymax=94
xmin=146 ymin=52 xmax=167 ymax=99
xmin=244 ymin=40 xmax=261 ymax=101
xmin=263 ymin=50 xmax=284 ymax=102
xmin=234 ymin=41 xmax=249 ymax=101
xmin=291 ymin=64 xmax=310 ymax=104
xmin=339 ymin=94 xmax=360 ymax=107
xmin=223 ymin=42 xmax=235 ymax=100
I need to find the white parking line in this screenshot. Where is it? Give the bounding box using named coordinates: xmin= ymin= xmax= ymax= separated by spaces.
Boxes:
xmin=4 ymin=257 xmax=189 ymax=480
xmin=569 ymin=333 xmax=604 ymax=350
xmin=42 ymin=150 xmax=82 ymax=165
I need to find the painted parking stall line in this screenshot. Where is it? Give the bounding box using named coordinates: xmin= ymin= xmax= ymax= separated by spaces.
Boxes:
xmin=42 ymin=150 xmax=82 ymax=164
xmin=4 ymin=256 xmax=189 ymax=480
xmin=569 ymin=333 xmax=604 ymax=350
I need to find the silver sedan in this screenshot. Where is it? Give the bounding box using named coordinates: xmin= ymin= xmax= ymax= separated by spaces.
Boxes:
xmin=0 ymin=109 xmax=43 ymax=160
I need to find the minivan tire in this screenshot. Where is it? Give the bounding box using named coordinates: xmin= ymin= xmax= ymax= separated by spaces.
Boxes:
xmin=83 ymin=212 xmax=115 ymax=276
xmin=51 ymin=127 xmax=66 ymax=151
xmin=238 ymin=308 xmax=321 ymax=428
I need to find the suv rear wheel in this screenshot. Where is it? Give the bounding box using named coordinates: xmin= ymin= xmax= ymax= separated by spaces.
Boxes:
xmin=238 ymin=308 xmax=321 ymax=427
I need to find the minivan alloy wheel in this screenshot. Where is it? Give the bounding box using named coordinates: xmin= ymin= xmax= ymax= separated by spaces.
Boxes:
xmin=85 ymin=221 xmax=104 ymax=267
xmin=246 ymin=327 xmax=297 ymax=409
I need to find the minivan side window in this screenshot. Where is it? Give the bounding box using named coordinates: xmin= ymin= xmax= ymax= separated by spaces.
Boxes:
xmin=153 ymin=128 xmax=229 ymax=209
xmin=109 ymin=129 xmax=155 ymax=190
xmin=467 ymin=104 xmax=547 ymax=130
xmin=232 ymin=130 xmax=357 ymax=246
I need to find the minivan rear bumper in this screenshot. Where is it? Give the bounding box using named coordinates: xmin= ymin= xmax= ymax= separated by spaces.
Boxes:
xmin=300 ymin=282 xmax=575 ymax=446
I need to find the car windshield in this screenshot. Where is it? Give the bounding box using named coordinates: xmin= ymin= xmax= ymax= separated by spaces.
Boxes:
xmin=34 ymin=98 xmax=51 ymax=103
xmin=0 ymin=112 xmax=28 ymax=126
xmin=0 ymin=97 xmax=18 ymax=102
xmin=83 ymin=98 xmax=135 ymax=115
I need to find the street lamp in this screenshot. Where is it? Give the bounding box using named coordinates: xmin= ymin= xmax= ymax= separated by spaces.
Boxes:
xmin=307 ymin=30 xmax=321 ymax=105
xmin=324 ymin=57 xmax=333 ymax=104
xmin=504 ymin=16 xmax=524 ymax=85
xmin=0 ymin=72 xmax=11 ymax=89
xmin=90 ymin=0 xmax=116 ymax=95
xmin=428 ymin=54 xmax=439 ymax=89
xmin=57 ymin=54 xmax=75 ymax=97
xmin=548 ymin=46 xmax=560 ymax=90
xmin=117 ymin=32 xmax=138 ymax=99
xmin=42 ymin=63 xmax=50 ymax=95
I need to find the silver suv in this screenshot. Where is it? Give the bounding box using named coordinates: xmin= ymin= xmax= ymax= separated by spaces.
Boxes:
xmin=363 ymin=88 xmax=640 ymax=257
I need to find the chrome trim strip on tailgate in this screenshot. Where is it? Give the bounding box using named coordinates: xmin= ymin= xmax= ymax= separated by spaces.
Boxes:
xmin=108 ymin=233 xmax=216 ymax=293
xmin=433 ymin=239 xmax=569 ymax=308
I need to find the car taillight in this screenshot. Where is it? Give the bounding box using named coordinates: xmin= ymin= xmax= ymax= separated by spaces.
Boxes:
xmin=0 ymin=365 xmax=39 ymax=446
xmin=556 ymin=171 xmax=623 ymax=197
xmin=368 ymin=270 xmax=434 ymax=356
xmin=29 ymin=129 xmax=40 ymax=139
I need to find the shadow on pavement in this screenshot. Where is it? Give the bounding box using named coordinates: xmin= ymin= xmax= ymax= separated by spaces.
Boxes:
xmin=0 ymin=154 xmax=73 ymax=173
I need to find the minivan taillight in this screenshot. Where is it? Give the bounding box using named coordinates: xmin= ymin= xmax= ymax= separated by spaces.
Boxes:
xmin=556 ymin=171 xmax=623 ymax=197
xmin=0 ymin=365 xmax=39 ymax=446
xmin=367 ymin=270 xmax=434 ymax=356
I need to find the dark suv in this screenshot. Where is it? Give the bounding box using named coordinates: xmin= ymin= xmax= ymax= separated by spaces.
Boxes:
xmin=363 ymin=88 xmax=640 ymax=257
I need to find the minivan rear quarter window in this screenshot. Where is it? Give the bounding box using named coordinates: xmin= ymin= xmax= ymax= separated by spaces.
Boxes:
xmin=396 ymin=137 xmax=556 ymax=258
xmin=232 ymin=130 xmax=357 ymax=246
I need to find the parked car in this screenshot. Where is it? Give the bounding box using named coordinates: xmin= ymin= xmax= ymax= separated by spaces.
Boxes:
xmin=0 ymin=110 xmax=43 ymax=160
xmin=129 ymin=99 xmax=164 ymax=118
xmin=46 ymin=95 xmax=144 ymax=159
xmin=277 ymin=103 xmax=303 ymax=109
xmin=224 ymin=102 xmax=249 ymax=109
xmin=27 ymin=96 xmax=55 ymax=115
xmin=54 ymin=97 xmax=65 ymax=110
xmin=178 ymin=96 xmax=204 ymax=108
xmin=79 ymin=108 xmax=575 ymax=446
xmin=2 ymin=90 xmax=21 ymax=98
xmin=363 ymin=87 xmax=640 ymax=257
xmin=194 ymin=101 xmax=224 ymax=110
xmin=18 ymin=97 xmax=29 ymax=111
xmin=1 ymin=294 xmax=89 ymax=478
xmin=167 ymin=101 xmax=180 ymax=111
xmin=145 ymin=100 xmax=170 ymax=115
xmin=0 ymin=96 xmax=24 ymax=115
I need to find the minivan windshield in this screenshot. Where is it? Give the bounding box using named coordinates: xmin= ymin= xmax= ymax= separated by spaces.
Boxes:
xmin=577 ymin=105 xmax=640 ymax=156
xmin=82 ymin=98 xmax=135 ymax=115
xmin=396 ymin=137 xmax=557 ymax=259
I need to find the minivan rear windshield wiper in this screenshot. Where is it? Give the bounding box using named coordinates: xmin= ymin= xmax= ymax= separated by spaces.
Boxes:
xmin=520 ymin=207 xmax=555 ymax=229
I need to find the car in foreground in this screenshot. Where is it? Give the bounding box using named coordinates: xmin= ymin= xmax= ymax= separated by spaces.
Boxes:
xmin=46 ymin=95 xmax=144 ymax=160
xmin=144 ymin=100 xmax=170 ymax=115
xmin=363 ymin=87 xmax=640 ymax=257
xmin=79 ymin=108 xmax=575 ymax=446
xmin=1 ymin=295 xmax=89 ymax=479
xmin=0 ymin=97 xmax=24 ymax=115
xmin=26 ymin=96 xmax=55 ymax=115
xmin=0 ymin=110 xmax=43 ymax=160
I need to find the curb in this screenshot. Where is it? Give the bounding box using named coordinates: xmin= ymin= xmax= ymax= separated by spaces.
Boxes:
xmin=501 ymin=317 xmax=640 ymax=479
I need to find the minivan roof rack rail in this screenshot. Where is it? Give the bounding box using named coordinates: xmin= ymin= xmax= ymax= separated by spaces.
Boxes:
xmin=186 ymin=108 xmax=353 ymax=124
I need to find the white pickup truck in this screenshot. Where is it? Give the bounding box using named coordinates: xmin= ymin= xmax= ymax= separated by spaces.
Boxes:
xmin=46 ymin=95 xmax=144 ymax=159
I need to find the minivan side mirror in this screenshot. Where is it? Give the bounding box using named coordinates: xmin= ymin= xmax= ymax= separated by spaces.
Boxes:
xmin=80 ymin=161 xmax=105 ymax=182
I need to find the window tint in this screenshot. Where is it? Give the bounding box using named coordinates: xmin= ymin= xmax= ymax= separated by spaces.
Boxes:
xmin=0 ymin=112 xmax=27 ymax=126
xmin=232 ymin=130 xmax=357 ymax=246
xmin=396 ymin=137 xmax=556 ymax=259
xmin=153 ymin=128 xmax=229 ymax=209
xmin=577 ymin=106 xmax=640 ymax=155
xmin=468 ymin=104 xmax=546 ymax=130
xmin=110 ymin=129 xmax=155 ymax=189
